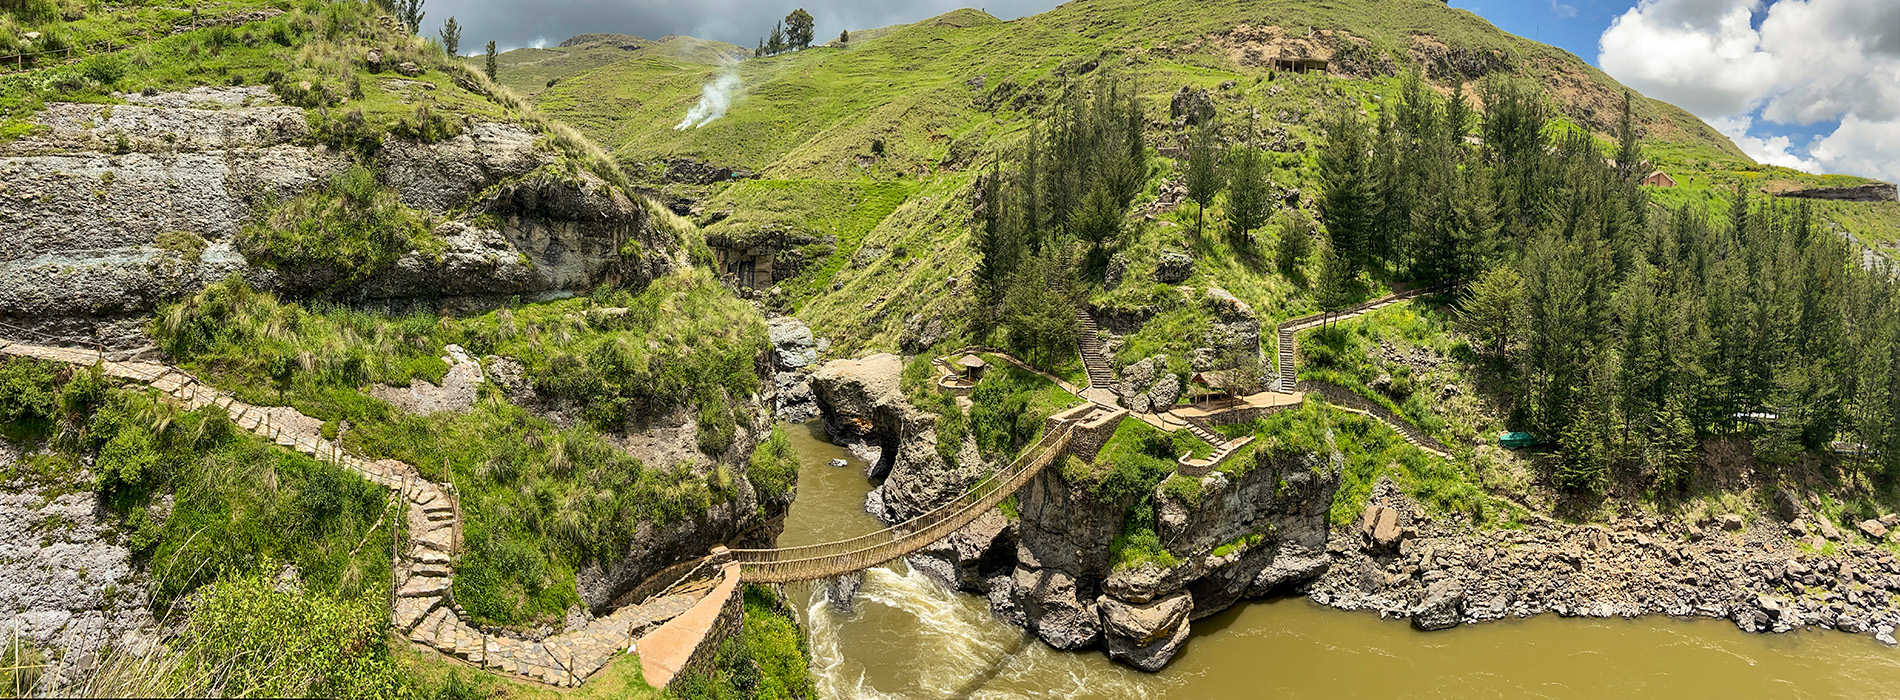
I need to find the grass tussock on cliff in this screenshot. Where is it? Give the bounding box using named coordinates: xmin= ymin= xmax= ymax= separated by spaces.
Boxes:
xmin=0 ymin=357 xmax=422 ymax=698
xmin=240 ymin=164 xmax=442 ymax=283
xmin=150 ymin=272 xmax=769 ymax=626
xmin=0 ymin=357 xmax=394 ymax=606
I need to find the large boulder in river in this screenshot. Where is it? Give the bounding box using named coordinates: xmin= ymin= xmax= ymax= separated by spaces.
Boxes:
xmin=1099 ymin=592 xmax=1193 ymax=671
xmin=1410 ymin=578 xmax=1464 ymax=631
xmin=810 ymin=354 xmax=980 ymax=521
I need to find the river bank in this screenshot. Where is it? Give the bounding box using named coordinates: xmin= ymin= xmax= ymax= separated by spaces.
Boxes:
xmin=1313 ymin=479 xmax=1900 ymax=644
xmin=778 ymin=419 xmax=1900 ymax=698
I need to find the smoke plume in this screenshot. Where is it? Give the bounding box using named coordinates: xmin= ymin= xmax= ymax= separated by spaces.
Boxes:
xmin=674 ymin=69 xmax=741 ymax=130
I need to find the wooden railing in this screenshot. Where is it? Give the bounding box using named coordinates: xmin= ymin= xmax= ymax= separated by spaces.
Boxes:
xmin=731 ymin=423 xmax=1075 ymax=582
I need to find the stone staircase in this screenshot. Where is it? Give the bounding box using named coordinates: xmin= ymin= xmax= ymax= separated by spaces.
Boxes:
xmin=0 ymin=337 xmax=713 ymax=688
xmin=1177 ymin=418 xmax=1254 ymax=475
xmin=1276 ymin=326 xmax=1296 ymax=392
xmin=1075 ymin=310 xmax=1114 ymax=390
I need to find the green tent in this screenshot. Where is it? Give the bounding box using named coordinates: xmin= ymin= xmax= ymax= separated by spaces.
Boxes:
xmin=1498 ymin=432 xmax=1541 ymax=449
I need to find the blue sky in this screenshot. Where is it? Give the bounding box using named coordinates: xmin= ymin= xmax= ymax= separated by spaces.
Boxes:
xmin=1452 ymin=0 xmax=1630 ymax=67
xmin=1453 ymin=0 xmax=1895 ymax=179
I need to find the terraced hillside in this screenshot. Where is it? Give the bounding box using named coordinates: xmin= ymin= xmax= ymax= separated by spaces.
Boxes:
xmin=517 ymin=0 xmax=1893 ymax=353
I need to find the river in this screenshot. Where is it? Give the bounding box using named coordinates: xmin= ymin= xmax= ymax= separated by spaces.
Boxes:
xmin=777 ymin=421 xmax=1900 ymax=699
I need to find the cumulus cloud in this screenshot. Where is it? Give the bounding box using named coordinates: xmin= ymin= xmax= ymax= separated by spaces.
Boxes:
xmin=1709 ymin=116 xmax=1820 ymax=173
xmin=1598 ymin=0 xmax=1900 ymax=181
xmin=1811 ymin=115 xmax=1900 ymax=183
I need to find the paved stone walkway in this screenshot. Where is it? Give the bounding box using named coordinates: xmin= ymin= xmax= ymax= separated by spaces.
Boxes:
xmin=0 ymin=339 xmax=709 ymax=688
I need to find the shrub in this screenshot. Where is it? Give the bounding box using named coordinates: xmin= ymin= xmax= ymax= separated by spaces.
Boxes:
xmin=238 ymin=165 xmax=438 ymax=283
xmin=748 ymin=425 xmax=799 ymax=502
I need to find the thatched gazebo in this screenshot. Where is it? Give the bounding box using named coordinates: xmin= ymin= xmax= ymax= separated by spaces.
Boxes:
xmin=956 ymin=354 xmax=989 ymax=382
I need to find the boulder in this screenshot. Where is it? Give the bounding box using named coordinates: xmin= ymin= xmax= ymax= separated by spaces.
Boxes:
xmin=365 ymin=49 xmax=383 ymax=70
xmin=1411 ymin=579 xmax=1464 ymax=631
xmin=1099 ymin=592 xmax=1193 ymax=671
xmin=1719 ymin=513 xmax=1744 ymax=531
xmin=1153 ymin=250 xmax=1194 ymax=283
xmin=1859 ymin=519 xmax=1889 ymax=541
xmin=766 ymin=316 xmax=818 ymax=370
xmin=1012 ymin=568 xmax=1100 ymax=650
xmin=1147 ymin=373 xmax=1182 ymax=411
xmin=1168 ymin=86 xmax=1215 ymax=127
xmin=1774 ymin=488 xmax=1805 ymax=521
xmin=1098 ymin=592 xmax=1192 ymax=646
xmin=396 ymin=61 xmax=421 ymax=76
xmin=1371 ymin=508 xmax=1402 ymax=550
xmin=1817 ymin=517 xmax=1842 ymax=541
xmin=1104 ymin=253 xmax=1127 ymax=291
xmin=1118 ymin=357 xmax=1158 ymax=404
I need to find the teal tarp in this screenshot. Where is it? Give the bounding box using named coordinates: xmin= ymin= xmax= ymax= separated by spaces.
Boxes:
xmin=1499 ymin=432 xmax=1541 ymax=449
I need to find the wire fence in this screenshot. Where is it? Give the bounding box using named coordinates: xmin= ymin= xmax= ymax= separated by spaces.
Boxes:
xmin=1 ymin=38 xmax=118 ymax=74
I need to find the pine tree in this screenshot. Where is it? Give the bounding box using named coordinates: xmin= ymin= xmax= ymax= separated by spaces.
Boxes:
xmin=768 ymin=22 xmax=785 ymax=55
xmin=1184 ymin=118 xmax=1223 ymax=237
xmin=1616 ymin=90 xmax=1643 ymax=180
xmin=483 ymin=40 xmax=497 ymax=80
xmin=1315 ymin=241 xmax=1357 ymax=325
xmin=1318 ymin=105 xmax=1374 ymax=272
xmin=437 ymin=16 xmax=460 ymax=56
xmin=1459 ymin=265 xmax=1525 ymax=362
xmin=397 ymin=0 xmax=424 ymax=35
xmin=1275 ymin=209 xmax=1315 ymax=276
xmin=839 ymin=29 xmax=849 ymax=46
xmin=1069 ymin=183 xmax=1123 ymax=273
xmin=1224 ymin=142 xmax=1271 ymax=249
xmin=784 ymin=9 xmax=815 ymax=50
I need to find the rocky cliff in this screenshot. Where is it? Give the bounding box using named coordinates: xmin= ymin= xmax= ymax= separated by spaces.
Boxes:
xmin=0 ymin=86 xmax=676 ymax=349
xmin=988 ymin=442 xmax=1339 ymax=670
xmin=828 ymin=378 xmax=1343 ymax=671
xmin=807 ymin=353 xmax=984 ymax=522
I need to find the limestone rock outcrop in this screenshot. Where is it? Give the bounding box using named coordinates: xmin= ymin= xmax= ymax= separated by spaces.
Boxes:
xmin=0 ymin=88 xmax=675 ymax=347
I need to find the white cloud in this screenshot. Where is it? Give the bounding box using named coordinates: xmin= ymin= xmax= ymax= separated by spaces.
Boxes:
xmin=1709 ymin=116 xmax=1820 ymax=173
xmin=1810 ymin=115 xmax=1900 ymax=183
xmin=1550 ymin=0 xmax=1579 ymax=19
xmin=1597 ymin=0 xmax=1900 ymax=181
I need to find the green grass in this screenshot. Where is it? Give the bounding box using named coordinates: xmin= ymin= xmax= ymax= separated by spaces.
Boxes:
xmin=150 ymin=272 xmax=769 ymax=627
xmin=968 ymin=360 xmax=1080 ymax=460
xmin=700 ymin=178 xmax=918 ymax=306
xmin=480 ymin=34 xmax=743 ymax=98
xmin=239 ymin=164 xmax=441 ymax=285
xmin=0 ymin=357 xmax=394 ymax=607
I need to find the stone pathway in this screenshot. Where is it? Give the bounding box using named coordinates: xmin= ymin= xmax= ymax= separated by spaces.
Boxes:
xmin=0 ymin=339 xmax=710 ymax=688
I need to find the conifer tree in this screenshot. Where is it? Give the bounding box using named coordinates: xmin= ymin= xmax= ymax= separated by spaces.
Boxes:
xmin=1224 ymin=140 xmax=1271 ymax=249
xmin=483 ymin=40 xmax=497 ymax=80
xmin=438 ymin=16 xmax=460 ymax=56
xmin=1275 ymin=209 xmax=1315 ymax=276
xmin=1184 ymin=118 xmax=1224 ymax=237
xmin=1318 ymin=105 xmax=1375 ymax=272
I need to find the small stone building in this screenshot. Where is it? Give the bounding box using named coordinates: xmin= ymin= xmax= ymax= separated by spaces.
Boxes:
xmin=1641 ymin=171 xmax=1677 ymax=188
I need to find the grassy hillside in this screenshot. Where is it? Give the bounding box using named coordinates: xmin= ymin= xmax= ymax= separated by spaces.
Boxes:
xmin=520 ymin=0 xmax=1894 ymax=350
xmin=480 ymin=33 xmax=744 ymax=98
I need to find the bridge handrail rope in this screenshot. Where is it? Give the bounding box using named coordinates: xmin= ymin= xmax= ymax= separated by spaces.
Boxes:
xmin=733 ymin=424 xmax=1067 ymax=562
xmin=732 ymin=423 xmax=1075 ymax=582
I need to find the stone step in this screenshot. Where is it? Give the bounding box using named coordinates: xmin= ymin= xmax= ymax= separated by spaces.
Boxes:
xmin=398 ymin=575 xmax=452 ymax=597
xmin=408 ymin=607 xmax=453 ymax=645
xmin=393 ymin=595 xmax=443 ymax=632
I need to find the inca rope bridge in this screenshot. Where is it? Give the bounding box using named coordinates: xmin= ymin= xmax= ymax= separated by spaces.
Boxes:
xmin=0 ymin=286 xmax=1448 ymax=684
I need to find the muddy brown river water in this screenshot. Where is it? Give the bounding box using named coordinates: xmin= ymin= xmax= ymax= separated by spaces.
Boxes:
xmin=778 ymin=421 xmax=1900 ymax=699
